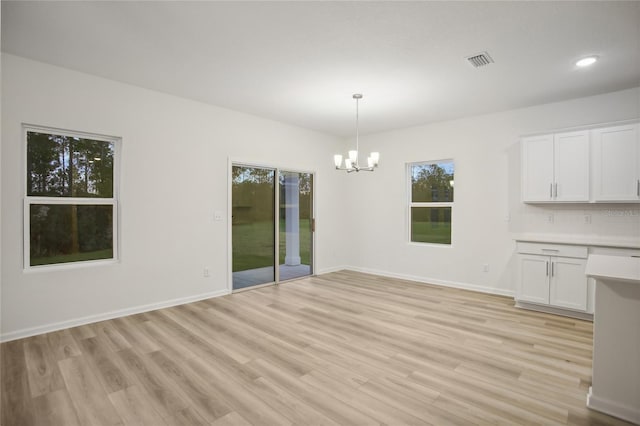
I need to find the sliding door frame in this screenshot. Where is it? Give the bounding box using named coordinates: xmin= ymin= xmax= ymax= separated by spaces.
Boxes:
xmin=227 ymin=158 xmax=316 ymax=293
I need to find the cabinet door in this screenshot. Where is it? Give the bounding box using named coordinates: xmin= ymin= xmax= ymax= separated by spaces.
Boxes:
xmin=522 ymin=135 xmax=554 ymax=202
xmin=554 ymin=131 xmax=590 ymax=202
xmin=517 ymin=254 xmax=550 ymax=304
xmin=592 ymin=124 xmax=639 ymax=202
xmin=549 ymin=257 xmax=587 ymax=312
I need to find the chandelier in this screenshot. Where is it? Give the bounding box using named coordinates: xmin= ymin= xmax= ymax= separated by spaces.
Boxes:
xmin=334 ymin=94 xmax=379 ymax=172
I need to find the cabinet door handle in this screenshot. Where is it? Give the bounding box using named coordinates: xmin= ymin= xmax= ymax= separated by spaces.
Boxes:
xmin=554 ymin=183 xmax=558 ymax=198
xmin=550 ymin=183 xmax=553 ymax=199
xmin=637 ymin=179 xmax=639 ymax=197
xmin=546 ymin=261 xmax=549 ymax=276
xmin=551 ymin=262 xmax=554 ymax=277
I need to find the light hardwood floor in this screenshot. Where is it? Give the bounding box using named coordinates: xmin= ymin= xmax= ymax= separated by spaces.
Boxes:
xmin=1 ymin=271 xmax=631 ymax=425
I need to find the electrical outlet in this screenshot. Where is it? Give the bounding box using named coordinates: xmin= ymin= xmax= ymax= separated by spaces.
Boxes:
xmin=547 ymin=214 xmax=554 ymax=223
xmin=483 ymin=264 xmax=489 ymax=272
xmin=203 ymin=267 xmax=210 ymax=277
xmin=214 ymin=211 xmax=223 ymax=221
xmin=584 ymin=215 xmax=591 ymax=224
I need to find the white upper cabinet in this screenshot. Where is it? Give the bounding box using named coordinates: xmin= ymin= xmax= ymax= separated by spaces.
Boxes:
xmin=521 ymin=131 xmax=589 ymax=202
xmin=592 ymin=123 xmax=640 ymax=202
xmin=522 ymin=135 xmax=554 ymax=202
xmin=554 ymin=131 xmax=590 ymax=202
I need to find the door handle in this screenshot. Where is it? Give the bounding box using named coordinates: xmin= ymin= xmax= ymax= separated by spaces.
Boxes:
xmin=311 ymin=218 xmax=316 ymax=232
xmin=546 ymin=261 xmax=549 ymax=277
xmin=554 ymin=183 xmax=558 ymax=198
xmin=549 ymin=183 xmax=553 ymax=199
xmin=551 ymin=262 xmax=554 ymax=277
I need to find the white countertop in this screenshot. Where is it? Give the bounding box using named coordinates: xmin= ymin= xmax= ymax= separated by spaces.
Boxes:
xmin=585 ymin=254 xmax=640 ymax=283
xmin=513 ymin=233 xmax=640 ymax=249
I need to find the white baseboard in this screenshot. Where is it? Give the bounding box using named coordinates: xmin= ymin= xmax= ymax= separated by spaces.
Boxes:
xmin=515 ymin=301 xmax=593 ymax=321
xmin=1 ymin=288 xmax=230 ymax=343
xmin=587 ymin=386 xmax=640 ymax=424
xmin=338 ymin=266 xmax=515 ymax=297
xmin=2 ymin=267 xmax=512 ymax=342
xmin=316 ymin=265 xmax=350 ymax=275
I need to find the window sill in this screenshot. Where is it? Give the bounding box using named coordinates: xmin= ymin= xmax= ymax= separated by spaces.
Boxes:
xmin=23 ymin=258 xmax=119 ymax=273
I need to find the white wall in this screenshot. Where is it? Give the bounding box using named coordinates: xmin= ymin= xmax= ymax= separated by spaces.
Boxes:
xmin=1 ymin=54 xmax=348 ymax=340
xmin=344 ymin=87 xmax=640 ymax=295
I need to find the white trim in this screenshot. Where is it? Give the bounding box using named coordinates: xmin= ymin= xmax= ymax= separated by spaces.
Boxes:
xmin=26 ymin=197 xmax=115 ymax=205
xmin=341 ymin=266 xmax=514 ymax=297
xmin=515 ymin=301 xmax=593 ymax=321
xmin=24 ymin=257 xmax=119 ymax=274
xmin=23 ymin=123 xmax=121 ymax=143
xmin=521 ymin=118 xmax=640 ymax=138
xmin=316 ymin=265 xmax=350 ymax=275
xmin=0 ymin=288 xmax=230 ymax=343
xmin=587 ymin=386 xmax=640 ymax=425
xmin=274 ymin=169 xmax=281 ymax=284
xmin=226 ymin=157 xmax=233 ymax=293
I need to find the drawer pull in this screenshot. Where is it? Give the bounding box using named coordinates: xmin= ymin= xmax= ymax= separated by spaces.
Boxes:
xmin=541 ymin=248 xmax=560 ymax=252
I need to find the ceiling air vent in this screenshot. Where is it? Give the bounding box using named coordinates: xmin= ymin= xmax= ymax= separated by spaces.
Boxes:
xmin=466 ymin=51 xmax=494 ymax=68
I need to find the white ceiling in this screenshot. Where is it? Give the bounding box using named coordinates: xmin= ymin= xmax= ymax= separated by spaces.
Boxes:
xmin=2 ymin=1 xmax=639 ymax=137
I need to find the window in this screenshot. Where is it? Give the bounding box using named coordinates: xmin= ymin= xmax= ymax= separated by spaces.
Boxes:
xmin=24 ymin=125 xmax=118 ymax=268
xmin=409 ymin=160 xmax=454 ymax=244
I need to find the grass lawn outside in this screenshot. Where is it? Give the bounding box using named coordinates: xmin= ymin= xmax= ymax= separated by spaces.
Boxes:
xmin=411 ymin=222 xmax=452 ymax=245
xmin=233 ymin=219 xmax=312 ymax=272
xmin=31 ymin=248 xmax=114 ymax=266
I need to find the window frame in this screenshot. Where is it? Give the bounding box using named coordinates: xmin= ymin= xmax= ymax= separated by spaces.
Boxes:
xmin=407 ymin=159 xmax=454 ymax=246
xmin=23 ymin=124 xmax=121 ymax=271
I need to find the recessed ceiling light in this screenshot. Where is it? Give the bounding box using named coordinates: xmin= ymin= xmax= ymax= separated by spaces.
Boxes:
xmin=576 ymin=56 xmax=598 ymax=67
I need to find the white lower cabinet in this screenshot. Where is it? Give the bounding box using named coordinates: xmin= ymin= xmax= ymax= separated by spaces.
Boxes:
xmin=516 ymin=242 xmax=589 ymax=316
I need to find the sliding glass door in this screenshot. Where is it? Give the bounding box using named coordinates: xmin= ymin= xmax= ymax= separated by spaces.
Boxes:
xmin=232 ymin=165 xmax=314 ymax=290
xmin=279 ymin=171 xmax=313 ymax=281
xmin=232 ymin=165 xmax=276 ymax=289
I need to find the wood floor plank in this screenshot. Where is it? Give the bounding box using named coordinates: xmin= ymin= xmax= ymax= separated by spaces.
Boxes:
xmin=2 ymin=270 xmax=634 ymax=426
xmin=165 ymin=406 xmax=210 ymax=426
xmin=108 ymin=384 xmax=168 ymax=426
xmin=251 ymin=376 xmax=341 ymax=426
xmin=23 ymin=334 xmax=65 ymax=398
xmin=58 ymin=356 xmax=124 ymax=426
xmin=248 ymin=358 xmax=380 ymax=425
xmin=31 ymin=388 xmax=81 ymax=426
xmin=92 ymin=321 xmax=132 ymax=352
xmin=78 ymin=336 xmax=131 ymax=393
xmin=210 ymin=411 xmax=254 ymax=426
xmin=147 ymin=349 xmax=233 ymax=423
xmin=116 ymin=347 xmax=190 ymax=419
xmin=110 ymin=316 xmax=161 ymax=354
xmin=1 ymin=339 xmax=35 ymax=426
xmin=186 ymin=355 xmax=294 ymax=426
xmin=46 ymin=329 xmax=82 ymax=361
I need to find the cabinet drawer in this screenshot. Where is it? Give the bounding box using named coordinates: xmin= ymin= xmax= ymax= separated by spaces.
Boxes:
xmin=516 ymin=242 xmax=588 ymax=259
